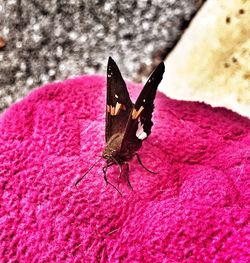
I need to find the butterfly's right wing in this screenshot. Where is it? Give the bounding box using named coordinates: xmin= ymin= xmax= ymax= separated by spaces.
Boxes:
xmin=120 ymin=62 xmax=165 ymax=154
xmin=105 ymin=57 xmax=133 ymax=142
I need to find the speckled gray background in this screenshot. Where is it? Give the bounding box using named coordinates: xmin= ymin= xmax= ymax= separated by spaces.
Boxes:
xmin=0 ymin=0 xmax=203 ymax=112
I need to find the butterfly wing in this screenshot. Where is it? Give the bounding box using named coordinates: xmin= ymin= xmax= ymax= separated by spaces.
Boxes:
xmin=120 ymin=62 xmax=165 ymax=155
xmin=105 ymin=57 xmax=133 ymax=142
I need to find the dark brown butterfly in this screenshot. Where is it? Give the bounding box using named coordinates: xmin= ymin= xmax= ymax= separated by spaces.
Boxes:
xmin=75 ymin=57 xmax=165 ymax=192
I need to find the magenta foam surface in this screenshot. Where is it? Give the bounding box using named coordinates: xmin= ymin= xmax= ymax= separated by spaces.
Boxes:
xmin=0 ymin=76 xmax=249 ymax=262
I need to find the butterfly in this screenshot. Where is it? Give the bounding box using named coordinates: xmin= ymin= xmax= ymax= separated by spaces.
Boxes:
xmin=75 ymin=57 xmax=165 ymax=192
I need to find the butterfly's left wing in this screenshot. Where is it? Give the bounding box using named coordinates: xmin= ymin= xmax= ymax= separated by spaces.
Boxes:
xmin=105 ymin=57 xmax=133 ymax=142
xmin=120 ymin=62 xmax=165 ymax=154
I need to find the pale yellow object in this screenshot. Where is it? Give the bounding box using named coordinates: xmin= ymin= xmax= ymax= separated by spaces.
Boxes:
xmin=159 ymin=0 xmax=250 ymax=117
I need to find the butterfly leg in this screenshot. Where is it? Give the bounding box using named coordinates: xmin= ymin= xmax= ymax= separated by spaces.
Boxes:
xmin=102 ymin=163 xmax=122 ymax=196
xmin=135 ymin=153 xmax=158 ymax=174
xmin=102 ymin=162 xmax=114 ymax=186
xmin=109 ymin=156 xmax=124 ymax=189
xmin=109 ymin=157 xmax=132 ymax=190
xmin=109 ymin=156 xmax=123 ymax=178
xmin=123 ymin=162 xmax=133 ymax=190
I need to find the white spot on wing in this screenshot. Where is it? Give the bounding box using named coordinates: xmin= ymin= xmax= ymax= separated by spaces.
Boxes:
xmin=136 ymin=118 xmax=147 ymax=140
xmin=137 ymin=131 xmax=147 ymax=140
xmin=115 ymin=94 xmax=118 ymax=98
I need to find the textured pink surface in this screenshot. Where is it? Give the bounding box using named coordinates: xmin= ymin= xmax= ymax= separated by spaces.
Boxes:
xmin=0 ymin=76 xmax=249 ymax=262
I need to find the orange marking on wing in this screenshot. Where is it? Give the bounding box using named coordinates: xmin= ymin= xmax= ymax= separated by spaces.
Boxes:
xmin=107 ymin=103 xmax=125 ymax=116
xmin=114 ymin=103 xmax=122 ymax=115
xmin=132 ymin=106 xmax=144 ymax=119
xmin=110 ymin=106 xmax=115 ymax=115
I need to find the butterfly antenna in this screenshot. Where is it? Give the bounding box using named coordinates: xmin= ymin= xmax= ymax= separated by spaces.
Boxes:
xmin=75 ymin=157 xmax=102 ymax=187
xmin=135 ymin=153 xmax=158 ymax=174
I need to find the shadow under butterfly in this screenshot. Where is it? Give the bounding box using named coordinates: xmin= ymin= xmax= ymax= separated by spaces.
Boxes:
xmin=75 ymin=57 xmax=165 ymax=194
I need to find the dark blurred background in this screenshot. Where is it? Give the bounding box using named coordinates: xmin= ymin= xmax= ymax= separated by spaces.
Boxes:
xmin=0 ymin=0 xmax=203 ymax=112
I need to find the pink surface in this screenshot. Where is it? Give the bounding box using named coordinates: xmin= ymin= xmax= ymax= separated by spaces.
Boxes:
xmin=0 ymin=76 xmax=249 ymax=262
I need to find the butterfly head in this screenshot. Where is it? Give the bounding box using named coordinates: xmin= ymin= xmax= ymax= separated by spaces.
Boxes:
xmin=102 ymin=149 xmax=119 ymax=163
